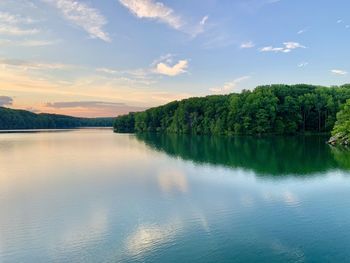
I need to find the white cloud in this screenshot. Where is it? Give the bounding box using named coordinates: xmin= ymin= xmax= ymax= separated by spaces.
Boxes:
xmin=0 ymin=11 xmax=36 ymax=24
xmin=0 ymin=11 xmax=39 ymax=36
xmin=188 ymin=15 xmax=210 ymax=37
xmin=210 ymin=76 xmax=251 ymax=93
xmin=0 ymin=39 xmax=56 ymax=47
xmin=96 ymin=68 xmax=118 ymax=74
xmin=298 ymin=62 xmax=308 ymax=68
xmin=118 ymin=0 xmax=207 ymax=37
xmin=43 ymin=0 xmax=110 ymax=42
xmin=97 ymin=54 xmax=188 ymax=82
xmin=260 ymin=46 xmax=286 ymax=52
xmin=337 ymin=19 xmax=343 ymax=24
xmin=0 ymin=25 xmax=39 ymax=35
xmin=155 ymin=59 xmax=188 ymax=76
xmin=200 ymin=15 xmax=209 ymax=26
xmin=240 ymin=41 xmax=255 ymax=49
xmin=19 ymin=40 xmax=56 ymax=46
xmin=331 ymin=69 xmax=347 ymax=75
xmin=297 ymin=28 xmax=307 ymax=34
xmin=151 ymin=53 xmax=174 ymax=66
xmin=0 ymin=58 xmax=71 ymax=70
xmin=260 ymin=42 xmax=305 ymax=53
xmin=119 ymin=0 xmax=183 ymax=30
xmin=284 ymin=42 xmax=305 ymax=49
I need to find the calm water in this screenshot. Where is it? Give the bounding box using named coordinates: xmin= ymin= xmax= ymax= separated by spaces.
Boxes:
xmin=1 ymin=130 xmax=350 ymax=263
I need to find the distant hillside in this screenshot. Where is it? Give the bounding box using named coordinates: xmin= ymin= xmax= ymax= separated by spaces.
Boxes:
xmin=0 ymin=107 xmax=114 ymax=130
xmin=114 ymin=84 xmax=350 ymax=135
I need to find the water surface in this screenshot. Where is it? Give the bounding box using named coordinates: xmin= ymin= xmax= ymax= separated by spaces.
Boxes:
xmin=1 ymin=130 xmax=350 ymax=262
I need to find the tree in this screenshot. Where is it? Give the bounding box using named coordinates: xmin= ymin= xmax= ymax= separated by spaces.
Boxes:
xmin=331 ymin=99 xmax=350 ymax=145
xmin=113 ymin=84 xmax=350 ymax=136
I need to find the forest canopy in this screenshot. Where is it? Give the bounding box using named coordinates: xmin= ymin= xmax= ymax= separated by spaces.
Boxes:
xmin=114 ymin=84 xmax=350 ymax=135
xmin=330 ymin=99 xmax=350 ymax=145
xmin=0 ymin=107 xmax=114 ymax=130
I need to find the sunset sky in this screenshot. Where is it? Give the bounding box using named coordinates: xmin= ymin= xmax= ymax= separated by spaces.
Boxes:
xmin=0 ymin=0 xmax=349 ymax=117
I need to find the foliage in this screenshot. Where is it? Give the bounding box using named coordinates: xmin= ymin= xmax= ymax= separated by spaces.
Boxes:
xmin=331 ymin=99 xmax=350 ymax=144
xmin=0 ymin=107 xmax=114 ymax=129
xmin=114 ymin=84 xmax=350 ymax=135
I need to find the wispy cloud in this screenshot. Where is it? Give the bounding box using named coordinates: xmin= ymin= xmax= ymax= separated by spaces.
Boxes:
xmin=0 ymin=25 xmax=39 ymax=35
xmin=118 ymin=0 xmax=207 ymax=37
xmin=240 ymin=41 xmax=255 ymax=49
xmin=0 ymin=11 xmax=40 ymax=36
xmin=298 ymin=62 xmax=308 ymax=68
xmin=45 ymin=100 xmax=145 ymax=116
xmin=96 ymin=66 xmax=155 ymax=86
xmin=200 ymin=15 xmax=209 ymax=26
xmin=0 ymin=11 xmax=36 ymax=24
xmin=202 ymin=32 xmax=235 ymax=49
xmin=119 ymin=0 xmax=183 ymax=29
xmin=0 ymin=58 xmax=72 ymax=70
xmin=43 ymin=0 xmax=110 ymax=42
xmin=0 ymin=96 xmax=13 ymax=107
xmin=0 ymin=39 xmax=57 ymax=47
xmin=260 ymin=42 xmax=305 ymax=53
xmin=331 ymin=69 xmax=347 ymax=75
xmin=190 ymin=15 xmax=209 ymax=37
xmin=210 ymin=76 xmax=251 ymax=93
xmin=96 ymin=68 xmax=119 ymax=75
xmin=297 ymin=28 xmax=308 ymax=34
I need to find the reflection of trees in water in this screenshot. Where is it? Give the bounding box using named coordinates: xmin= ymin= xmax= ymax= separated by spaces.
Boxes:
xmin=135 ymin=133 xmax=348 ymax=176
xmin=330 ymin=147 xmax=350 ymax=170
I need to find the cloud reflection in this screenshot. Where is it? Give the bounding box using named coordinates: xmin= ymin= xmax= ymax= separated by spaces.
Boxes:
xmin=59 ymin=208 xmax=108 ymax=249
xmin=125 ymin=219 xmax=183 ymax=257
xmin=157 ymin=169 xmax=189 ymax=194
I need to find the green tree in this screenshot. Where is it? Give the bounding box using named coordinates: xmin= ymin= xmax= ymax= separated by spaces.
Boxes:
xmin=331 ymin=99 xmax=350 ymax=145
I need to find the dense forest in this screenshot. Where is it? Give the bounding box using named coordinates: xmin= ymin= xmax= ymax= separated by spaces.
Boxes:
xmin=114 ymin=84 xmax=350 ymax=135
xmin=0 ymin=107 xmax=114 ymax=130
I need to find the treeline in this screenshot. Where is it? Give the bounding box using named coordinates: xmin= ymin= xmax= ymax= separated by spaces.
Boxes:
xmin=0 ymin=107 xmax=114 ymax=130
xmin=114 ymin=84 xmax=350 ymax=135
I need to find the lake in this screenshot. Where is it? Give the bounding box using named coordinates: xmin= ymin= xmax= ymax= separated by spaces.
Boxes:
xmin=1 ymin=129 xmax=350 ymax=263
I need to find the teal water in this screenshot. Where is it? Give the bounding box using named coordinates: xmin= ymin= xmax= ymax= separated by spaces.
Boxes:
xmin=1 ymin=130 xmax=350 ymax=262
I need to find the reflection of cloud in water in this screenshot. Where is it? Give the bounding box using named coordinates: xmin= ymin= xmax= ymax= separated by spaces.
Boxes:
xmin=283 ymin=191 xmax=300 ymax=207
xmin=196 ymin=212 xmax=210 ymax=232
xmin=262 ymin=190 xmax=300 ymax=208
xmin=59 ymin=208 xmax=108 ymax=249
xmin=270 ymin=239 xmax=305 ymax=262
xmin=126 ymin=219 xmax=182 ymax=257
xmin=157 ymin=169 xmax=188 ymax=194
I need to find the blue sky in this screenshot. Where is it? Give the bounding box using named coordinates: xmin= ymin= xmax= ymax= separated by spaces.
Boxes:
xmin=0 ymin=0 xmax=349 ymax=117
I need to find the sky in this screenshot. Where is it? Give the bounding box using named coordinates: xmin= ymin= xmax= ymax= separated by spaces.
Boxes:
xmin=0 ymin=0 xmax=349 ymax=117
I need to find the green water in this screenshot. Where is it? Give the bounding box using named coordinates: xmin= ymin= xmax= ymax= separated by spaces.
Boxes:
xmin=1 ymin=130 xmax=350 ymax=262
